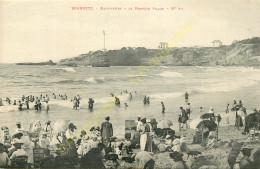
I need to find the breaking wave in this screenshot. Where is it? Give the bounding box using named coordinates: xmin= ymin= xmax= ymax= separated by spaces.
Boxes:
xmin=158 ymin=71 xmax=183 ymax=78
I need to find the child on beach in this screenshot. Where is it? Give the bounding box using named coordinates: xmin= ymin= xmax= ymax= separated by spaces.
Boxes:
xmin=226 ymin=103 xmax=230 ymax=124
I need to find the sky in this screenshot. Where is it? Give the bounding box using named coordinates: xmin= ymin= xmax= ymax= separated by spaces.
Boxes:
xmin=0 ymin=0 xmax=260 ymax=63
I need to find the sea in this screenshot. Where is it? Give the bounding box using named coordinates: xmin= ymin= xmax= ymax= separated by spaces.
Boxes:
xmin=0 ymin=64 xmax=260 ymax=136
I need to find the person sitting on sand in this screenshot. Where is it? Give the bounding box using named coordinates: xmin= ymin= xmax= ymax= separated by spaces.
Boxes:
xmin=9 ymin=139 xmax=27 ymax=161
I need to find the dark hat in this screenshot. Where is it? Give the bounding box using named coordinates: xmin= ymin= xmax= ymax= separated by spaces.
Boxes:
xmin=106 ymin=153 xmax=118 ymax=160
xmin=95 ymin=126 xmax=100 ymax=131
xmin=141 ymin=118 xmax=146 ymax=123
xmin=90 ymin=127 xmax=95 ymax=131
xmin=105 ymin=116 xmax=110 ymax=121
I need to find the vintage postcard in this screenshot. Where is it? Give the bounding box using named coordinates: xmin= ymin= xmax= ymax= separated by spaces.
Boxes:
xmin=0 ymin=0 xmax=260 ymax=168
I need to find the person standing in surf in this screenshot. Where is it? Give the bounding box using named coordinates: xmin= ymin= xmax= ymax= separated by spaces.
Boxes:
xmin=226 ymin=103 xmax=230 ymax=125
xmin=161 ymin=102 xmax=165 ymax=113
xmin=185 ymin=92 xmax=189 ymax=103
xmin=186 ymin=103 xmax=191 ymax=118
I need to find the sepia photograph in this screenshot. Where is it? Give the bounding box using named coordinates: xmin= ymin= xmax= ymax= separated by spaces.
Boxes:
xmin=0 ymin=0 xmax=260 ymax=168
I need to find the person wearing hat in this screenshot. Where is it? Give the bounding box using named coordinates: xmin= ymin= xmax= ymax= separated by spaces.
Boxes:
xmin=9 ymin=139 xmax=27 ymax=160
xmin=15 ymin=122 xmax=24 ymax=133
xmin=43 ymin=120 xmax=52 ymax=141
xmin=101 ymin=116 xmax=113 ymax=147
xmin=0 ymin=142 xmax=10 ymax=167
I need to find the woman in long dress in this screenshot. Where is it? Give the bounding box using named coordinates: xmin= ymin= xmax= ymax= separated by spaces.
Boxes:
xmin=140 ymin=118 xmax=152 ymax=152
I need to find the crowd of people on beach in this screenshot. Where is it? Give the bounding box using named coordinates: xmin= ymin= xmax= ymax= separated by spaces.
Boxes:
xmin=0 ymin=91 xmax=260 ymax=168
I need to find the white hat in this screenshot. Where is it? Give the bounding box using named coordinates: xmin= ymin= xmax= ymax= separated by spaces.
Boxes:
xmin=166 ymin=135 xmax=171 ymax=139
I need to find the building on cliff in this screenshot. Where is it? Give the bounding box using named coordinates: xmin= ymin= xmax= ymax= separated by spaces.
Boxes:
xmin=211 ymin=40 xmax=222 ymax=47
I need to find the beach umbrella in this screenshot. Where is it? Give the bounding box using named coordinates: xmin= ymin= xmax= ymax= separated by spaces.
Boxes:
xmin=196 ymin=120 xmax=217 ymax=131
xmin=135 ymin=151 xmax=152 ymax=165
xmin=157 ymin=120 xmax=173 ymax=129
xmin=200 ymin=113 xmax=214 ymax=119
xmin=11 ymin=132 xmax=23 ymax=139
xmin=53 ymin=119 xmax=70 ymax=134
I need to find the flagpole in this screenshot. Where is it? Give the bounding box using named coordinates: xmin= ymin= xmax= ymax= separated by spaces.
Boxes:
xmin=103 ymin=30 xmax=105 ymax=51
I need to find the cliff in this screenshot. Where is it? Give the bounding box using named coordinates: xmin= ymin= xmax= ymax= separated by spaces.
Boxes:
xmin=58 ymin=37 xmax=260 ymax=67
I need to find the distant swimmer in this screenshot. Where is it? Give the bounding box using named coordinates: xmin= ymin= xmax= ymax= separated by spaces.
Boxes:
xmin=88 ymin=98 xmax=94 ymax=110
xmin=185 ymin=92 xmax=189 ymax=103
xmin=111 ymin=93 xmax=114 ymax=97
xmin=124 ymin=103 xmax=128 ymax=108
xmin=161 ymin=102 xmax=165 ymax=113
xmin=13 ymin=100 xmax=16 ymax=105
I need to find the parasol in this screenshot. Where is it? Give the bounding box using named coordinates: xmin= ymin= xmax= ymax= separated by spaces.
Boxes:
xmin=12 ymin=132 xmax=23 ymax=139
xmin=157 ymin=120 xmax=173 ymax=129
xmin=196 ymin=120 xmax=217 ymax=131
xmin=200 ymin=113 xmax=215 ymax=119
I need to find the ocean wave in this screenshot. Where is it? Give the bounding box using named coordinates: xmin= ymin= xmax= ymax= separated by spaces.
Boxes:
xmin=195 ymin=80 xmax=258 ymax=93
xmin=53 ymin=67 xmax=76 ymax=72
xmin=86 ymin=77 xmax=105 ymax=84
xmin=161 ymin=66 xmax=169 ymax=69
xmin=149 ymin=92 xmax=183 ymax=99
xmin=157 ymin=71 xmax=183 ymax=78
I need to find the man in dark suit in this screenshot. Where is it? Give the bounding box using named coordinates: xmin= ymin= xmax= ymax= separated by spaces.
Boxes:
xmin=101 ymin=116 xmax=113 ymax=146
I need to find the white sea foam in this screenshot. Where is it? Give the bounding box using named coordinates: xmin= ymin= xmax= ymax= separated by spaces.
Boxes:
xmin=195 ymin=80 xmax=257 ymax=93
xmin=54 ymin=67 xmax=76 ymax=72
xmin=86 ymin=77 xmax=97 ymax=83
xmin=149 ymin=92 xmax=183 ymax=99
xmin=158 ymin=71 xmax=183 ymax=78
